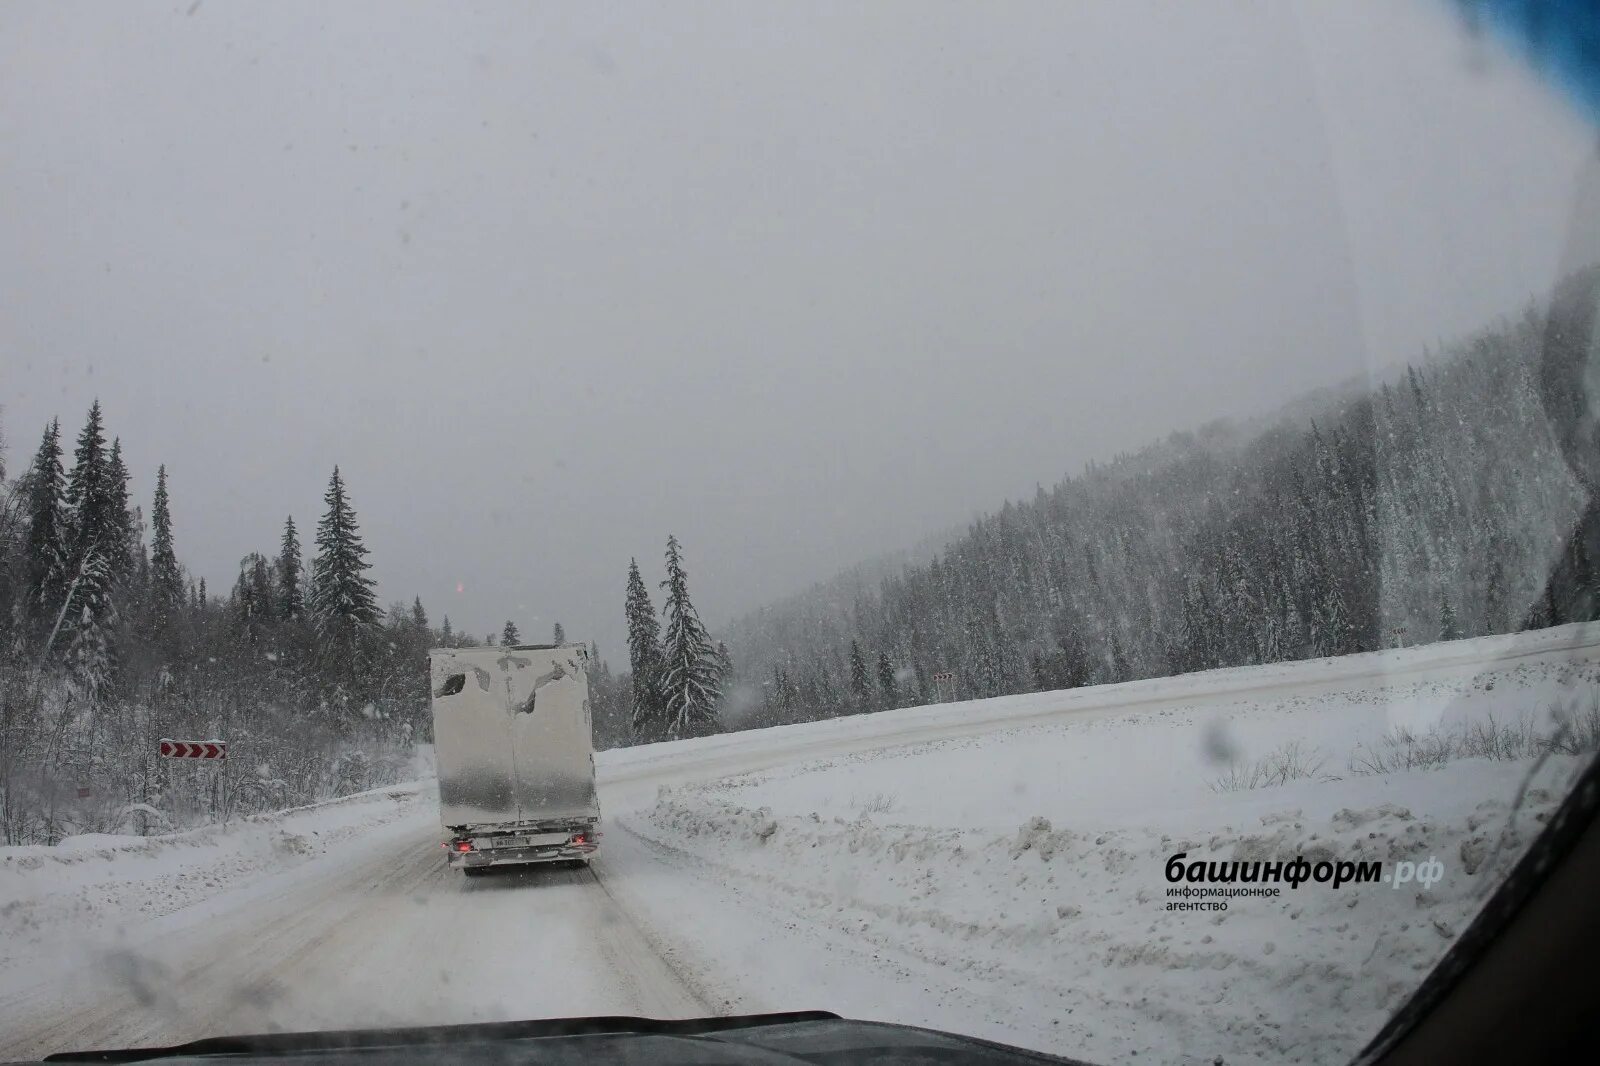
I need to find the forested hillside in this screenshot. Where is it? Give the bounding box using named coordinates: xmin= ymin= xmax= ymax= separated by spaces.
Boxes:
xmin=722 ymin=267 xmax=1600 ymax=727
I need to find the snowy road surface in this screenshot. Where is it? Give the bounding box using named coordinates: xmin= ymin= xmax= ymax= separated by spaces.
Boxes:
xmin=3 ymin=623 xmax=1598 ymax=1065
xmin=0 ymin=814 xmax=710 ymax=1058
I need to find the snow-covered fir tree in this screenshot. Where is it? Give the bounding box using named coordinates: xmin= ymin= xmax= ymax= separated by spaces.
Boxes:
xmin=625 ymin=557 xmax=665 ymax=740
xmin=277 ymin=515 xmax=304 ymax=619
xmin=310 ymin=466 xmax=379 ymax=691
xmin=148 ymin=465 xmax=184 ymax=634
xmin=64 ymin=549 xmax=116 ymax=697
xmin=657 ymin=535 xmax=720 ymax=738
xmin=877 ymin=650 xmax=897 ymax=707
xmin=21 ymin=419 xmax=69 ymax=643
xmin=501 ymin=620 xmax=521 ymax=645
xmin=848 ymin=639 xmax=871 ymax=707
xmin=1439 ymin=596 xmax=1462 ymax=640
xmin=232 ymin=551 xmax=276 ymax=648
xmin=61 ymin=403 xmax=120 ymax=694
xmin=105 ymin=438 xmax=136 ymax=580
xmin=64 ymin=404 xmax=114 ymax=562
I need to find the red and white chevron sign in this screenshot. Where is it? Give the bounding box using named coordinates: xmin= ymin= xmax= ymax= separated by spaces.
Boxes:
xmin=159 ymin=739 xmax=227 ymax=760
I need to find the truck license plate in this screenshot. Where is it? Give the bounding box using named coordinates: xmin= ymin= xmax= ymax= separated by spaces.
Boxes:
xmin=493 ymin=832 xmax=569 ymax=849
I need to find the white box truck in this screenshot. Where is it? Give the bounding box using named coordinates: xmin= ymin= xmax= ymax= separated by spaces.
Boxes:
xmin=429 ymin=643 xmax=600 ymax=875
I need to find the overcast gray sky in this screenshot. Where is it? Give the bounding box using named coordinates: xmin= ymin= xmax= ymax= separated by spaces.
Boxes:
xmin=2 ymin=0 xmax=1594 ymax=657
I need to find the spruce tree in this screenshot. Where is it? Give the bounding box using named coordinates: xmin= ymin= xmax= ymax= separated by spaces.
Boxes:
xmin=232 ymin=552 xmax=275 ymax=646
xmin=64 ymin=550 xmax=116 ymax=696
xmin=251 ymin=554 xmax=275 ymax=620
xmin=149 ymin=465 xmax=184 ymax=632
xmin=778 ymin=663 xmax=798 ymax=713
xmin=131 ymin=505 xmax=149 ymax=597
xmin=441 ymin=615 xmax=454 ymax=644
xmin=715 ymin=640 xmax=733 ymax=695
xmin=62 ymin=403 xmax=119 ymax=692
xmin=658 ymin=535 xmax=720 ymax=738
xmin=877 ymin=651 xmax=897 ymax=706
xmin=310 ymin=467 xmax=379 ymax=686
xmin=411 ymin=596 xmax=427 ymax=629
xmin=625 ymin=558 xmax=665 ymax=740
xmin=64 ymin=402 xmax=113 ymax=562
xmin=1029 ymin=650 xmax=1050 ymax=691
xmin=552 ymin=621 xmax=566 ymax=644
xmin=1315 ymin=584 xmax=1350 ymax=657
xmin=848 ymin=639 xmax=871 ymax=706
xmin=278 ymin=515 xmax=304 ymax=618
xmin=22 ymin=419 xmax=69 ymax=641
xmin=501 ymin=620 xmax=521 ymax=645
xmin=105 ymin=438 xmax=135 ymax=580
xmin=1106 ymin=631 xmax=1131 ymax=684
xmin=768 ymin=663 xmax=785 ymax=717
xmin=1439 ymin=595 xmax=1462 ymax=641
xmin=810 ymin=655 xmax=841 ymax=715
xmin=1056 ymin=626 xmax=1093 ymax=689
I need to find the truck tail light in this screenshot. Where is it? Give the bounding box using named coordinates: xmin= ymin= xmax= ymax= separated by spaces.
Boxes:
xmin=456 ymin=841 xmax=473 ymax=852
xmin=571 ymin=833 xmax=587 ymax=845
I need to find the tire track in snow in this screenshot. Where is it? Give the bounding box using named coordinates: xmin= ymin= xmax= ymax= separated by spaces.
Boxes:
xmin=581 ymin=859 xmax=718 ymax=1018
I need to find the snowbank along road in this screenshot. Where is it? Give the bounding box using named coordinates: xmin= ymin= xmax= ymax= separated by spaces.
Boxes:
xmin=3 ymin=622 xmax=1597 ymax=1065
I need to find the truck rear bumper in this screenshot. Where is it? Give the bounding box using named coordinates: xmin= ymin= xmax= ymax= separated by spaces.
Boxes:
xmin=444 ymin=823 xmax=600 ymax=869
xmin=449 ymin=842 xmax=597 ymax=869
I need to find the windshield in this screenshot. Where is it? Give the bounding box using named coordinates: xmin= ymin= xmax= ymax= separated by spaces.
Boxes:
xmin=2 ymin=3 xmax=1597 ymax=1065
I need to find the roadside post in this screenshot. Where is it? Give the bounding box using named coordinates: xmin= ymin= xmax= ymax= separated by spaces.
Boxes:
xmin=158 ymin=739 xmax=229 ymax=828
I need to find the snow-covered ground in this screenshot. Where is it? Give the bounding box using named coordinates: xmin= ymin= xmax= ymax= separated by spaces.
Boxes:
xmin=2 ymin=623 xmax=1597 ymax=1065
xmin=0 ymin=783 xmax=432 ymax=978
xmin=593 ymin=623 xmax=1599 ymax=1064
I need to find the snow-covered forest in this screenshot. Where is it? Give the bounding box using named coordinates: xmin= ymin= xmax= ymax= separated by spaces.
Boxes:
xmin=5 ymin=268 xmax=1597 ymax=842
xmin=0 ymin=391 xmax=687 ymax=843
xmin=0 ymin=420 xmax=609 ymax=845
xmin=719 ymin=266 xmax=1600 ymax=727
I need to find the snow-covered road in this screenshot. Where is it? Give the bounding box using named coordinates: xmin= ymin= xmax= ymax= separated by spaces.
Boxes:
xmin=3 ymin=623 xmax=1597 ymax=1065
xmin=0 ymin=808 xmax=710 ymax=1059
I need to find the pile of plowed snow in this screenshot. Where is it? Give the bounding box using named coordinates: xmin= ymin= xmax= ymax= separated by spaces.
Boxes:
xmin=621 ymin=760 xmax=1580 ymax=1064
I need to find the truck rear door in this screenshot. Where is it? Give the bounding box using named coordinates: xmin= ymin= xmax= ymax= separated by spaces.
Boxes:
xmin=431 ymin=650 xmax=519 ymax=829
xmin=503 ymin=646 xmax=600 ymax=822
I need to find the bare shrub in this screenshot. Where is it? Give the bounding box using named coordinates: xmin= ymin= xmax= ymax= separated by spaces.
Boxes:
xmin=1211 ymin=741 xmax=1327 ymax=792
xmin=1458 ymin=714 xmax=1538 ymax=761
xmin=1350 ymin=706 xmax=1600 ymax=777
xmin=1544 ymin=699 xmax=1600 ymax=756
xmin=852 ymin=792 xmax=898 ymax=817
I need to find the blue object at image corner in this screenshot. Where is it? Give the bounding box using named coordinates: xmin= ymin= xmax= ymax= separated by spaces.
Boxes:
xmin=1463 ymin=0 xmax=1600 ymax=124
